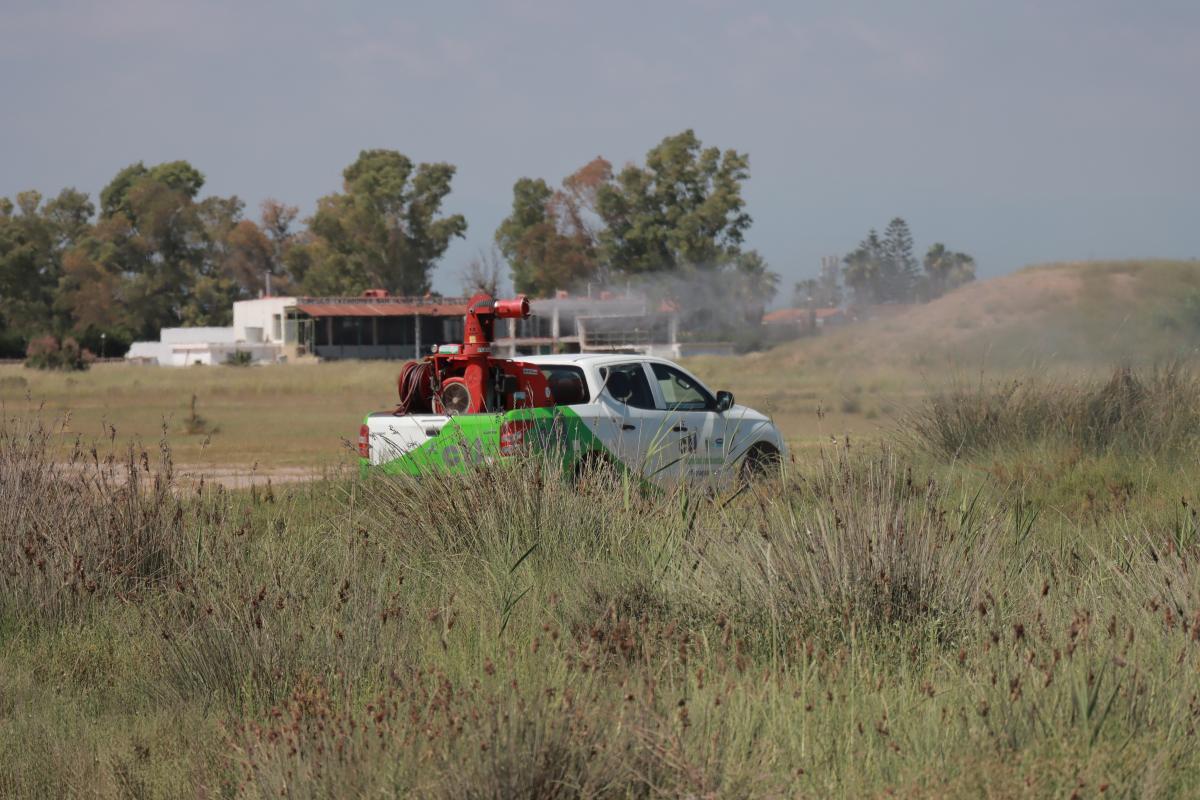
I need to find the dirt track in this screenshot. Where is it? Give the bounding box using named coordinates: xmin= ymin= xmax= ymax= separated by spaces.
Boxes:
xmin=54 ymin=462 xmax=348 ymax=491
xmin=171 ymin=464 xmax=346 ymax=489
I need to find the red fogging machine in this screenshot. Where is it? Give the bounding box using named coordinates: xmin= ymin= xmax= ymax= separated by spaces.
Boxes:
xmin=394 ymin=293 xmax=554 ymax=416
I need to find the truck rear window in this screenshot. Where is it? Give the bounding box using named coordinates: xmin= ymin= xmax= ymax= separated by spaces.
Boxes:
xmin=540 ymin=365 xmax=590 ymax=405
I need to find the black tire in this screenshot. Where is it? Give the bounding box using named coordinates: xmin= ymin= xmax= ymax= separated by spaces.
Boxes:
xmin=571 ymin=450 xmax=620 ymax=490
xmin=740 ymin=443 xmax=781 ymax=482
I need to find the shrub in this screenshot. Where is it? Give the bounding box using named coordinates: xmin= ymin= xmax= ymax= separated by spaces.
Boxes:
xmin=180 ymin=394 xmax=218 ymax=436
xmin=0 ymin=418 xmax=187 ymax=622
xmin=0 ymin=329 xmax=26 ymax=359
xmin=693 ymin=448 xmax=1009 ymax=642
xmin=24 ymin=336 xmax=92 ymax=371
xmin=904 ymin=363 xmax=1200 ymax=459
xmin=225 ymin=349 xmax=254 ymax=367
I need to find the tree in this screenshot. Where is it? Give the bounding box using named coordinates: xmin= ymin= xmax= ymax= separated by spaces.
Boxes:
xmin=843 ymin=219 xmax=924 ymax=305
xmin=796 ymin=256 xmax=843 ymax=308
xmin=184 ymin=196 xmax=276 ymax=325
xmin=84 ymin=163 xmax=207 ymax=337
xmin=99 ymin=160 xmax=204 ymax=221
xmin=923 ymin=243 xmax=976 ymax=298
xmin=594 ymin=130 xmax=751 ymax=273
xmin=291 ymin=150 xmax=467 ymax=296
xmin=43 ymin=188 xmax=94 ymax=250
xmin=495 ymin=159 xmax=608 ymax=297
xmin=460 ymin=246 xmax=506 ymax=297
xmin=0 ymin=187 xmax=105 ymax=356
xmin=495 ymin=132 xmax=774 ymax=320
xmin=794 ymin=279 xmax=820 ymax=307
xmin=0 ymin=192 xmax=56 ymax=351
xmin=59 ymin=160 xmax=276 ymax=340
xmin=726 ymin=249 xmax=778 ymax=324
xmin=843 ymin=229 xmax=885 ymax=305
xmin=260 ymin=198 xmax=299 ymax=293
xmin=881 ymin=217 xmax=918 ymax=302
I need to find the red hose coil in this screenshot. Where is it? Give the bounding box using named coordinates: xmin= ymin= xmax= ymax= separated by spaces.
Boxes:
xmin=395 ymin=361 xmax=431 ymax=414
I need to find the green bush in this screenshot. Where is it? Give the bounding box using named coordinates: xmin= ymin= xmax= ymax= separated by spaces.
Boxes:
xmin=23 ymin=335 xmax=92 ymax=371
xmin=0 ymin=329 xmax=26 ymax=359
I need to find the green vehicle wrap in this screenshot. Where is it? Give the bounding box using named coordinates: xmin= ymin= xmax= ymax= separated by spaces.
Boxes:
xmin=360 ymin=406 xmax=611 ymax=477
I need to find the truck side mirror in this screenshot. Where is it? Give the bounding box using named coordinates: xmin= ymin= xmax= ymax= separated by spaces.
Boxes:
xmin=715 ymin=390 xmax=734 ymax=412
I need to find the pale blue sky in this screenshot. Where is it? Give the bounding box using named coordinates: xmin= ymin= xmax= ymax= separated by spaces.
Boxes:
xmin=2 ymin=0 xmax=1197 ymax=296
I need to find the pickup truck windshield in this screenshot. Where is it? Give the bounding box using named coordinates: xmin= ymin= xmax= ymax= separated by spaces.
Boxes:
xmin=651 ymin=362 xmax=716 ymax=411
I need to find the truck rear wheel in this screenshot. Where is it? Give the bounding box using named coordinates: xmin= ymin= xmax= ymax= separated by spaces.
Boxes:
xmin=572 ymin=450 xmax=620 ymax=490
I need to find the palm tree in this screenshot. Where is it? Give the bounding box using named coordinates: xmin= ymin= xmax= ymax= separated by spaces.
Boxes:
xmin=730 ymin=250 xmax=779 ymax=323
xmin=923 ymin=242 xmax=950 ymax=296
xmin=843 ymin=246 xmax=880 ymax=305
xmin=924 ymin=244 xmax=976 ymax=298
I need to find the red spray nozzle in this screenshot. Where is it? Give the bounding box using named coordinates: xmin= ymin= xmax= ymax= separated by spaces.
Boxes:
xmin=493 ymin=296 xmax=530 ymax=319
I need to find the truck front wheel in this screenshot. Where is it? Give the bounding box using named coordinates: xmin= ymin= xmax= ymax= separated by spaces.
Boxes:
xmin=740 ymin=443 xmax=781 ymax=482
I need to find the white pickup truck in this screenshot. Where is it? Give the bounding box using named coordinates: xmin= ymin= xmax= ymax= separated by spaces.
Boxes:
xmin=360 ymin=353 xmax=787 ymax=485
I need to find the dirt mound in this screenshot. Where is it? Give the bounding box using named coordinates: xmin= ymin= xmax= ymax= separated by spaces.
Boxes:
xmin=767 ymin=260 xmax=1200 ymax=369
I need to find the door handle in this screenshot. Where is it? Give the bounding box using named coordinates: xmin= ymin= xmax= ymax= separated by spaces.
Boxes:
xmin=671 ymin=424 xmax=688 ymax=432
xmin=621 ymin=423 xmax=637 ymax=431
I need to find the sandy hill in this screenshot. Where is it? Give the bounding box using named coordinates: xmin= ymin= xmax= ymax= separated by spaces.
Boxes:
xmin=772 ymin=259 xmax=1200 ymax=370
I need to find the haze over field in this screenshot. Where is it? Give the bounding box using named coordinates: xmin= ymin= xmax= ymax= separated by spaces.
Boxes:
xmin=3 ymin=0 xmax=1198 ymax=293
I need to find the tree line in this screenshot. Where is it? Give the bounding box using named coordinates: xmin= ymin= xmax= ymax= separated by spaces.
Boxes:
xmin=796 ymin=218 xmax=976 ymax=308
xmin=1 ymin=130 xmax=780 ymax=359
xmin=1 ymin=128 xmax=975 ymax=361
xmin=0 ymin=149 xmax=473 ymax=359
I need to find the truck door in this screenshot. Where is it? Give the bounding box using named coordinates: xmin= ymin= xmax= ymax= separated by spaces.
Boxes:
xmin=647 ymin=361 xmax=723 ymax=483
xmin=594 ymin=362 xmax=664 ymax=478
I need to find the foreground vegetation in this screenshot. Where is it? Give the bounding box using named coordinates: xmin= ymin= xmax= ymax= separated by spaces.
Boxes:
xmin=3 ymin=362 xmax=1200 ymax=797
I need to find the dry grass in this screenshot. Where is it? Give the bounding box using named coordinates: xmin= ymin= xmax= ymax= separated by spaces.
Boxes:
xmin=904 ymin=363 xmax=1200 ymax=459
xmin=8 ymin=260 xmax=1200 ymax=794
xmin=0 ymin=417 xmax=188 ymax=622
xmin=0 ymin=360 xmax=400 ymax=469
xmin=693 ymin=449 xmax=1010 ymax=643
xmin=3 ymin=404 xmax=1200 ymax=796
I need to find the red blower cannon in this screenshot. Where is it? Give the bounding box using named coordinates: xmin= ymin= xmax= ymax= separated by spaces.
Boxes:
xmin=395 ymin=293 xmax=553 ymax=416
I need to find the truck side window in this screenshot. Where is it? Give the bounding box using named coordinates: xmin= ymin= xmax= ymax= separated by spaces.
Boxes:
xmin=600 ymin=364 xmax=656 ymax=410
xmin=650 ymin=363 xmax=715 ymax=411
xmin=540 ymin=365 xmax=590 ymax=405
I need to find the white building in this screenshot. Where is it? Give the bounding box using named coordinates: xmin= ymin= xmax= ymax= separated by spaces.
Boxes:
xmin=125 ymin=297 xmax=297 ymax=366
xmin=232 ymin=296 xmax=297 ymax=347
xmin=125 ymin=292 xmax=690 ymax=365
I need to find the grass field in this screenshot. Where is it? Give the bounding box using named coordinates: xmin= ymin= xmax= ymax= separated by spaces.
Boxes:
xmin=5 ymin=259 xmax=1197 ymax=472
xmin=4 ymin=260 xmax=1200 ymax=797
xmin=0 ymin=351 xmax=894 ymax=472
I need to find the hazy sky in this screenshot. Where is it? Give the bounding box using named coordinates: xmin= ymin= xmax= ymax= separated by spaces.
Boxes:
xmin=3 ymin=0 xmax=1197 ymax=296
